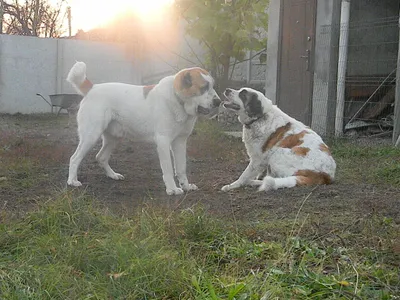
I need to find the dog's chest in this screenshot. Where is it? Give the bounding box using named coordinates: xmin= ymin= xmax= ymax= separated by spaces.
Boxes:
xmin=178 ymin=117 xmax=197 ymax=135
xmin=243 ymin=126 xmax=266 ymax=157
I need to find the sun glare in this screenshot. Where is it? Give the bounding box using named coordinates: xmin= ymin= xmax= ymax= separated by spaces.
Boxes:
xmin=69 ymin=0 xmax=174 ymax=33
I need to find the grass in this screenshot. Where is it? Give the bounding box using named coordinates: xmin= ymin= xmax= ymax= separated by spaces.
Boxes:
xmin=0 ymin=116 xmax=399 ymax=299
xmin=330 ymin=139 xmax=400 ymax=186
xmin=0 ymin=191 xmax=398 ymax=299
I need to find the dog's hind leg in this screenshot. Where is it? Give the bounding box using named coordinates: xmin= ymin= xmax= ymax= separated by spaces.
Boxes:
xmin=96 ymin=132 xmax=124 ymax=181
xmin=67 ymin=109 xmax=108 ymax=187
xmin=258 ymin=176 xmax=297 ymax=192
xmin=258 ymin=171 xmax=333 ymax=192
xmin=68 ymin=131 xmax=102 ymax=186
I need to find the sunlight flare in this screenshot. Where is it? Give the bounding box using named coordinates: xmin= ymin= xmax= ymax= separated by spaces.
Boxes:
xmin=69 ymin=0 xmax=174 ymax=32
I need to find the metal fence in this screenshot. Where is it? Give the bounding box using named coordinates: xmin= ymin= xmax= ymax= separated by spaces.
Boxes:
xmin=314 ymin=15 xmax=399 ymax=139
xmin=343 ymin=16 xmax=398 ymax=138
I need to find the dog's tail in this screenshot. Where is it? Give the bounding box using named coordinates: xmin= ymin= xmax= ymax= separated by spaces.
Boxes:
xmin=256 ymin=171 xmax=333 ymax=191
xmin=67 ymin=61 xmax=93 ymax=96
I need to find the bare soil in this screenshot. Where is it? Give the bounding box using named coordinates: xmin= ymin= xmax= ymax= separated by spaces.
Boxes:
xmin=1 ymin=114 xmax=399 ymax=229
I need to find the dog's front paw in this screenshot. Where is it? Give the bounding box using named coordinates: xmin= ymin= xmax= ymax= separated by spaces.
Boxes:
xmin=108 ymin=173 xmax=125 ymax=181
xmin=182 ymin=183 xmax=198 ymax=192
xmin=249 ymin=180 xmax=263 ymax=186
xmin=67 ymin=179 xmax=82 ymax=187
xmin=221 ymin=184 xmax=232 ymax=192
xmin=166 ymin=187 xmax=184 ymax=196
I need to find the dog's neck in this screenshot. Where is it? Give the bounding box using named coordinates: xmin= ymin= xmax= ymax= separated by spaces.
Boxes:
xmin=241 ymin=114 xmax=266 ymax=129
xmin=166 ymin=90 xmax=190 ymax=122
xmin=174 ymin=91 xmax=185 ymax=106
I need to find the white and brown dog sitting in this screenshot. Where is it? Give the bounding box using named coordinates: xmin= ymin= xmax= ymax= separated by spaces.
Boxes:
xmin=221 ymin=87 xmax=336 ymax=192
xmin=66 ymin=62 xmax=221 ymax=195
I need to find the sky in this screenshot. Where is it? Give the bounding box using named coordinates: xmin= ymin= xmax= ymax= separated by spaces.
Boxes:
xmin=61 ymin=0 xmax=174 ymax=34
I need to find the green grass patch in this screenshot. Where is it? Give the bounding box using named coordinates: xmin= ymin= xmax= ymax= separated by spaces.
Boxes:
xmin=328 ymin=139 xmax=400 ymax=187
xmin=0 ymin=192 xmax=398 ymax=299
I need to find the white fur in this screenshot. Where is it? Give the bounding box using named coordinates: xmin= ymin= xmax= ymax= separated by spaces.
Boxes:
xmin=66 ymin=61 xmax=87 ymax=96
xmin=66 ymin=62 xmax=220 ymax=195
xmin=221 ymin=88 xmax=336 ymax=192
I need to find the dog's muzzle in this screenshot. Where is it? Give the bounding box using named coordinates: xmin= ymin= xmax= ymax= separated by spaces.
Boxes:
xmin=224 ymin=88 xmax=233 ymax=97
xmin=222 ymin=88 xmax=240 ymax=110
xmin=212 ymin=96 xmax=221 ymax=107
xmin=198 ymin=96 xmax=221 ymax=115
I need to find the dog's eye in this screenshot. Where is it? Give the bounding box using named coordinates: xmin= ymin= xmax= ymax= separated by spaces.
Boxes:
xmin=200 ymin=82 xmax=209 ymax=94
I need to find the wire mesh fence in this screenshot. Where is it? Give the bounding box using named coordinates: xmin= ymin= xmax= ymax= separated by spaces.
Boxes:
xmin=314 ymin=15 xmax=399 ymax=138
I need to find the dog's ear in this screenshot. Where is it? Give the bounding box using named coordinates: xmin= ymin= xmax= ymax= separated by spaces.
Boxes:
xmin=182 ymin=72 xmax=192 ymax=88
xmin=244 ymin=93 xmax=263 ymax=118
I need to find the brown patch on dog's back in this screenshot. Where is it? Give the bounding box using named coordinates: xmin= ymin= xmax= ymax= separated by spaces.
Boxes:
xmin=294 ymin=169 xmax=333 ymax=186
xmin=292 ymin=147 xmax=310 ymax=156
xmin=174 ymin=68 xmax=210 ymax=98
xmin=143 ymin=84 xmax=156 ymax=98
xmin=319 ymin=143 xmax=332 ymax=156
xmin=279 ymin=130 xmax=308 ymax=148
xmin=80 ymin=78 xmax=93 ymax=95
xmin=262 ymin=122 xmax=291 ymax=152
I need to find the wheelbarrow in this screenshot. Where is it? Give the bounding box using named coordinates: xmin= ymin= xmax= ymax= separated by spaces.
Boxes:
xmin=36 ymin=93 xmax=83 ymax=116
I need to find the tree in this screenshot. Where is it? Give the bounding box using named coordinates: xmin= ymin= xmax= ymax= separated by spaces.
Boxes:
xmin=174 ymin=0 xmax=269 ymax=91
xmin=1 ymin=0 xmax=67 ymax=37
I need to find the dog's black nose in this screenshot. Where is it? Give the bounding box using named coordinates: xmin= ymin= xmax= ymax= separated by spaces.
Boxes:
xmin=213 ymin=96 xmax=221 ymax=107
xmin=224 ymin=88 xmax=233 ymax=96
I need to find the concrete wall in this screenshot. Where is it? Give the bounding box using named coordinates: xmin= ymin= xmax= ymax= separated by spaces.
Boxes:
xmin=231 ymin=50 xmax=266 ymax=88
xmin=0 ymin=35 xmax=140 ymax=114
xmin=0 ymin=36 xmax=57 ymax=114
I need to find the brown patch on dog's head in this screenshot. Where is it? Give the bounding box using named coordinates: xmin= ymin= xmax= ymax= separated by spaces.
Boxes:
xmin=295 ymin=170 xmax=333 ymax=186
xmin=262 ymin=122 xmax=292 ymax=152
xmin=143 ymin=84 xmax=156 ymax=98
xmin=79 ymin=78 xmax=93 ymax=95
xmin=292 ymin=146 xmax=310 ymax=157
xmin=279 ymin=130 xmax=308 ymax=149
xmin=173 ymin=68 xmax=210 ymax=99
xmin=319 ymin=143 xmax=332 ymax=156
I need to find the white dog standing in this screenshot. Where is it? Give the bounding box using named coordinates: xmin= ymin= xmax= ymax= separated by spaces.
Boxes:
xmin=221 ymin=87 xmax=336 ymax=192
xmin=66 ymin=62 xmax=221 ymax=195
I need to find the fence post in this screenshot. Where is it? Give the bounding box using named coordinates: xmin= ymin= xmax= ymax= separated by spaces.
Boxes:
xmin=56 ymin=39 xmax=63 ymax=94
xmin=265 ymin=0 xmax=282 ymax=105
xmin=335 ymin=0 xmax=350 ymax=137
xmin=394 ymin=15 xmax=400 ymax=146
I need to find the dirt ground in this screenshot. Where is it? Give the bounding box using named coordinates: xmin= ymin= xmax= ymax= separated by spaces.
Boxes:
xmin=1 ymin=114 xmax=400 ymax=229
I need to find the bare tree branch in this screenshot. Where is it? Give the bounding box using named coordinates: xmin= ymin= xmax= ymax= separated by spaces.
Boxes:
xmin=2 ymin=0 xmax=66 ymax=37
